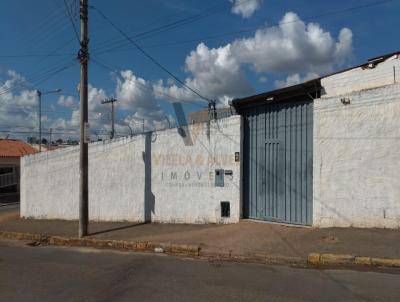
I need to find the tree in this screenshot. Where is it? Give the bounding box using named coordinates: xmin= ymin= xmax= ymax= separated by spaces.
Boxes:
xmin=41 ymin=138 xmax=48 ymax=145
xmin=56 ymin=138 xmax=63 ymax=144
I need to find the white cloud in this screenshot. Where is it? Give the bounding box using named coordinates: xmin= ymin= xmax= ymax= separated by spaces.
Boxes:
xmin=67 ymin=71 xmax=173 ymax=138
xmin=114 ymin=70 xmax=170 ymax=128
xmin=57 ymin=95 xmax=76 ymax=108
xmin=334 ymin=28 xmax=353 ymax=63
xmin=156 ymin=12 xmax=353 ymax=104
xmin=154 ymin=43 xmax=254 ymax=105
xmin=232 ymin=12 xmax=353 ymax=73
xmin=115 ymin=70 xmax=160 ymax=112
xmin=0 ymin=69 xmax=173 ymax=140
xmin=0 ymin=70 xmax=38 ymax=137
xmin=123 ymin=112 xmax=175 ymax=133
xmin=65 ymin=71 xmax=172 ymax=138
xmin=230 ymin=0 xmax=262 ymax=18
xmin=0 ymin=12 xmax=354 ymax=139
xmin=274 ymin=72 xmax=319 ymax=89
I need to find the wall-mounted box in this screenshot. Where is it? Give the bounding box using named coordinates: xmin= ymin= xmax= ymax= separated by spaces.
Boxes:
xmin=215 ymin=169 xmax=224 ymax=187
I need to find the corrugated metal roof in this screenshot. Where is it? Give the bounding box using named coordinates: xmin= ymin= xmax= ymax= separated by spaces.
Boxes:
xmin=0 ymin=139 xmax=38 ymax=157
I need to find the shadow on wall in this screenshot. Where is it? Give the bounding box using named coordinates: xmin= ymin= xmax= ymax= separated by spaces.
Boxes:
xmin=177 ymin=126 xmax=193 ymax=146
xmin=143 ymin=132 xmax=155 ymax=222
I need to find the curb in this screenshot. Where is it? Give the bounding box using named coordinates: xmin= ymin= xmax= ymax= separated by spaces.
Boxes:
xmin=199 ymin=252 xmax=307 ymax=267
xmin=2 ymin=231 xmax=400 ymax=269
xmin=308 ymin=253 xmax=400 ymax=268
xmin=0 ymin=231 xmax=200 ymax=257
xmin=0 ymin=231 xmax=306 ymax=267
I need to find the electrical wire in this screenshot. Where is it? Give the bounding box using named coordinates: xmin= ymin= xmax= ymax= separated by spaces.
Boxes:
xmin=0 ymin=59 xmax=78 ymax=96
xmin=25 ymin=18 xmax=73 ymax=52
xmin=94 ymin=0 xmax=398 ymax=55
xmin=90 ymin=56 xmax=208 ymax=109
xmin=90 ymin=0 xmax=255 ymax=53
xmin=0 ymin=61 xmax=66 ymax=95
xmin=10 ymin=5 xmax=67 ymax=48
xmin=92 ymin=7 xmax=213 ymax=103
xmin=34 ymin=37 xmax=77 ymax=66
xmin=0 ymin=53 xmax=75 ymax=58
xmin=63 ymin=0 xmax=80 ymax=43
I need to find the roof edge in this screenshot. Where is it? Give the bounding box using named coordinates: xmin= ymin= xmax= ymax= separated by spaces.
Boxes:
xmin=231 ymin=50 xmax=400 ymax=109
xmin=231 ymin=78 xmax=321 ymax=109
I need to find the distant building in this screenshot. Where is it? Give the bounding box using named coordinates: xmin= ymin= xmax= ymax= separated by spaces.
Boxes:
xmin=188 ymin=107 xmax=236 ymax=124
xmin=0 ymin=139 xmax=37 ymax=192
xmin=27 ymin=137 xmax=37 ymax=144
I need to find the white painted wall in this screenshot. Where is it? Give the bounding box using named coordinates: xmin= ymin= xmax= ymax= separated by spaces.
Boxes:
xmin=313 ymin=82 xmax=400 ymax=228
xmin=322 ymin=54 xmax=399 ymax=98
xmin=21 ymin=116 xmax=241 ymax=223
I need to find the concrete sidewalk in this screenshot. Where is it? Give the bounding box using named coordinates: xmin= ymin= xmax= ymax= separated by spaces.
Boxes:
xmin=1 ymin=217 xmax=399 ymax=261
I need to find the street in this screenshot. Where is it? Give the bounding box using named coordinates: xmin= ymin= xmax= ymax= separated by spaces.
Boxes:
xmin=0 ymin=240 xmax=399 ymax=302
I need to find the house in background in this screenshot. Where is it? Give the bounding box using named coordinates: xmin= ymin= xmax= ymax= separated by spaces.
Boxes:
xmin=188 ymin=107 xmax=236 ymax=124
xmin=0 ymin=139 xmax=37 ymax=193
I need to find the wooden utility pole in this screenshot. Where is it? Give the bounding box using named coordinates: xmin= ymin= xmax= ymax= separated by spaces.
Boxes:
xmin=101 ymin=98 xmax=117 ymax=139
xmin=79 ymin=0 xmax=89 ymax=238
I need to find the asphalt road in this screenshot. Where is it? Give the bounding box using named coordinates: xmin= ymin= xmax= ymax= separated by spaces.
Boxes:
xmin=1 ymin=240 xmax=399 ymax=302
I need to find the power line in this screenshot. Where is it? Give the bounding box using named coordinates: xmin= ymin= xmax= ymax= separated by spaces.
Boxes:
xmin=0 ymin=53 xmax=75 ymax=58
xmin=25 ymin=18 xmax=73 ymax=52
xmin=0 ymin=129 xmax=109 ymax=135
xmin=24 ymin=1 xmax=79 ymax=49
xmin=93 ymin=7 xmax=213 ymax=103
xmin=94 ymin=0 xmax=398 ymax=55
xmin=297 ymin=0 xmax=397 ymax=22
xmin=10 ymin=5 xmax=67 ymax=49
xmin=90 ymin=0 xmax=254 ymax=53
xmin=33 ymin=37 xmax=77 ymax=67
xmin=0 ymin=59 xmax=69 ymax=88
xmin=0 ymin=109 xmax=113 ymax=122
xmin=0 ymin=59 xmax=77 ymax=96
xmin=0 ymin=125 xmax=110 ymax=132
xmin=0 ymin=60 xmax=70 ymax=95
xmin=63 ymin=0 xmax=81 ymax=43
xmin=90 ymin=57 xmax=208 ymax=109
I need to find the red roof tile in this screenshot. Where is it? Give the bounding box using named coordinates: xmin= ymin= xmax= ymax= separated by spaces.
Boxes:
xmin=0 ymin=139 xmax=38 ymax=157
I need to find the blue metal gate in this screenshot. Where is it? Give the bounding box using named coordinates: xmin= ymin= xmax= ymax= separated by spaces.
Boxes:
xmin=243 ymin=101 xmax=313 ymax=225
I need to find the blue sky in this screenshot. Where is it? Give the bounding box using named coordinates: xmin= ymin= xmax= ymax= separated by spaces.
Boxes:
xmin=0 ymin=0 xmax=399 ymax=140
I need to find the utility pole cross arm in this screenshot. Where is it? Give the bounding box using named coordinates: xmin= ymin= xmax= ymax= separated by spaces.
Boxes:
xmin=101 ymin=98 xmax=117 ymax=139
